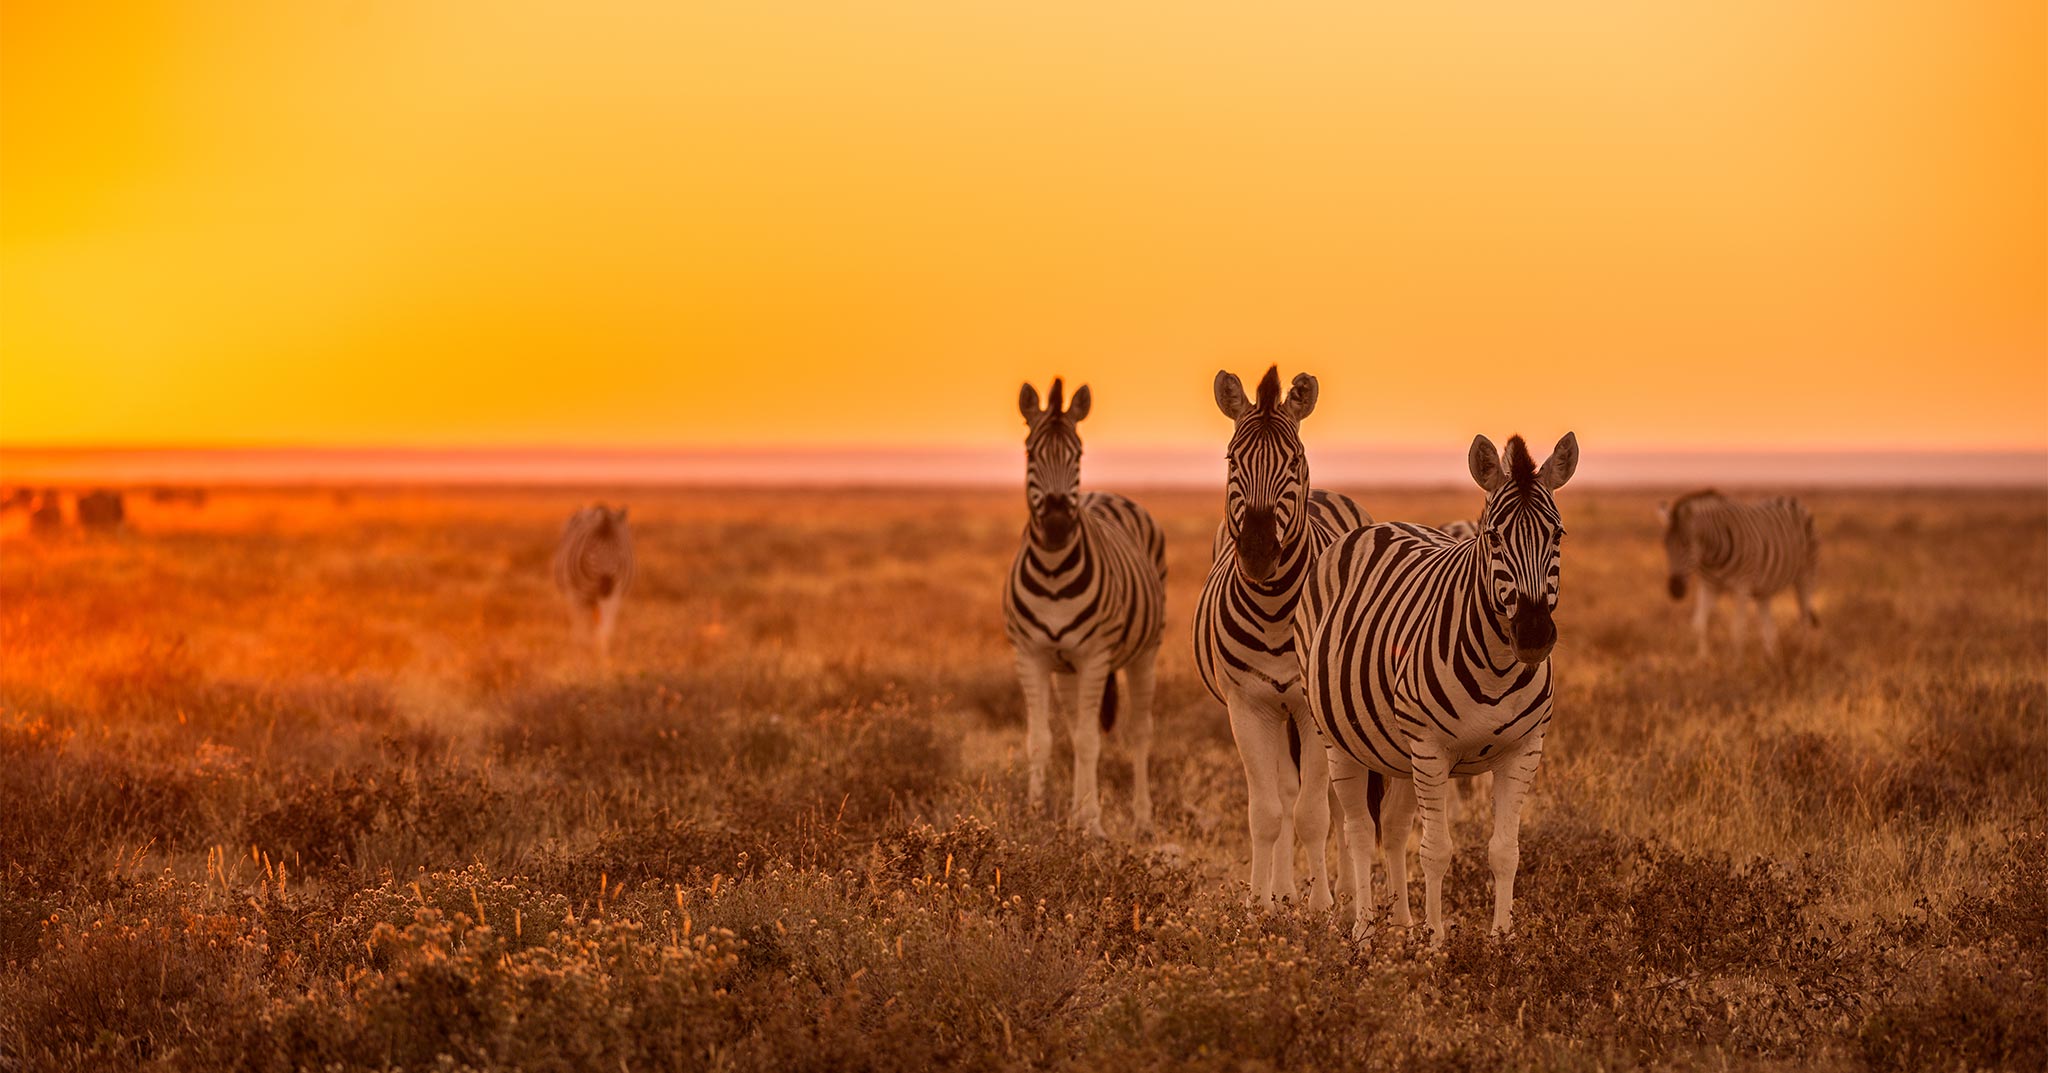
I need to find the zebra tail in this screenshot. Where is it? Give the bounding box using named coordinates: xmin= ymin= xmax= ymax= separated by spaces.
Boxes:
xmin=1286 ymin=718 xmax=1301 ymax=774
xmin=1099 ymin=673 xmax=1118 ymax=733
xmin=1365 ymin=770 xmax=1386 ymax=827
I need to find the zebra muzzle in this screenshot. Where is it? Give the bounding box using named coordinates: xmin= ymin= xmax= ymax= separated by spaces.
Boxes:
xmin=1510 ymin=603 xmax=1556 ymax=664
xmin=1235 ymin=509 xmax=1281 ymax=581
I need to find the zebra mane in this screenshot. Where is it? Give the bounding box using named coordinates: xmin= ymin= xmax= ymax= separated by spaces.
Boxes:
xmin=1254 ymin=366 xmax=1282 ymax=411
xmin=1504 ymin=435 xmax=1538 ymax=489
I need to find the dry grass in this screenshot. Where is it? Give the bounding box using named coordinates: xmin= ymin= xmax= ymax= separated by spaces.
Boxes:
xmin=0 ymin=485 xmax=2042 ymax=1071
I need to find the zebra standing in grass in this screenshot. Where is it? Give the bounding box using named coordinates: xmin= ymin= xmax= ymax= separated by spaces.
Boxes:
xmin=1659 ymin=490 xmax=1819 ymax=657
xmin=1300 ymin=432 xmax=1578 ymax=943
xmin=1193 ymin=366 xmax=1372 ymax=909
xmin=1004 ymin=378 xmax=1166 ymax=838
xmin=554 ymin=503 xmax=635 ymax=664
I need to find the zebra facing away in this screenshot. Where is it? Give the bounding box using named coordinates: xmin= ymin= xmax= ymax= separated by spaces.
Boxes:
xmin=1193 ymin=366 xmax=1373 ymax=910
xmin=1300 ymin=432 xmax=1578 ymax=943
xmin=1003 ymin=378 xmax=1167 ymax=838
xmin=554 ymin=504 xmax=635 ymax=663
xmin=1659 ymin=490 xmax=1819 ymax=657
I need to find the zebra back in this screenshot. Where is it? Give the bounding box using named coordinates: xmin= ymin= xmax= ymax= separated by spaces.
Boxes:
xmin=1662 ymin=491 xmax=1818 ymax=598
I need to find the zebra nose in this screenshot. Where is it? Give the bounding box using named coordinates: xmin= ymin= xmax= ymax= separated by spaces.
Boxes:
xmin=1236 ymin=508 xmax=1281 ymax=580
xmin=1510 ymin=602 xmax=1556 ymax=663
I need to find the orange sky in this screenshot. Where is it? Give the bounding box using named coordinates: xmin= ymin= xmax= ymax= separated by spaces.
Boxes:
xmin=2 ymin=1 xmax=2043 ymax=452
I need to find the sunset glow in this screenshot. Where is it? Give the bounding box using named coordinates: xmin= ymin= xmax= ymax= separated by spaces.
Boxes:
xmin=3 ymin=1 xmax=2043 ymax=452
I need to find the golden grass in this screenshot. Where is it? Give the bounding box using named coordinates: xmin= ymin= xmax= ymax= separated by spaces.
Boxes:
xmin=0 ymin=485 xmax=2041 ymax=1070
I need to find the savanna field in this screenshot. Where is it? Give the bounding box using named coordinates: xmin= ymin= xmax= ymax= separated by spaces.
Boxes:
xmin=0 ymin=486 xmax=2042 ymax=1072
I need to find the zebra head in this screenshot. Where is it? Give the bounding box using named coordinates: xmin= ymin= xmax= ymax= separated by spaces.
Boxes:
xmin=1213 ymin=365 xmax=1317 ymax=582
xmin=1470 ymin=431 xmax=1578 ymax=665
xmin=1018 ymin=377 xmax=1092 ymax=549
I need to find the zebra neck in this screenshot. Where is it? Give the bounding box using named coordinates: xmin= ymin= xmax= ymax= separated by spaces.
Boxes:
xmin=1023 ymin=522 xmax=1090 ymax=575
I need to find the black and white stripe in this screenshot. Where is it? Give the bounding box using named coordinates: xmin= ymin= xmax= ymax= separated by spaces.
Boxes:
xmin=1300 ymin=432 xmax=1578 ymax=942
xmin=1193 ymin=366 xmax=1372 ymax=908
xmin=1003 ymin=378 xmax=1167 ymax=837
xmin=554 ymin=504 xmax=635 ymax=663
xmin=1660 ymin=490 xmax=1819 ymax=656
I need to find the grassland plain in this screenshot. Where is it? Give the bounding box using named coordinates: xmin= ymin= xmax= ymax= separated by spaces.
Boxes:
xmin=0 ymin=485 xmax=2042 ymax=1072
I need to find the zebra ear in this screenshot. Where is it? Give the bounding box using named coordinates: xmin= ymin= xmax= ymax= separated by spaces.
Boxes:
xmin=1214 ymin=370 xmax=1251 ymax=420
xmin=1018 ymin=382 xmax=1043 ymax=423
xmin=1067 ymin=384 xmax=1091 ymax=423
xmin=1656 ymin=501 xmax=1671 ymax=527
xmin=1538 ymin=431 xmax=1579 ymax=491
xmin=1282 ymin=373 xmax=1318 ymax=421
xmin=614 ymin=506 xmax=629 ymax=523
xmin=1468 ymin=435 xmax=1507 ymax=493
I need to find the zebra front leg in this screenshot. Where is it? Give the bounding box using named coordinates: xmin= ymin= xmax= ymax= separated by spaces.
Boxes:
xmin=1292 ymin=711 xmax=1335 ymax=911
xmin=595 ymin=596 xmax=621 ymax=667
xmin=1122 ymin=646 xmax=1159 ymax=833
xmin=1692 ymin=584 xmax=1718 ymax=658
xmin=1796 ymin=575 xmax=1820 ymax=629
xmin=1070 ymin=662 xmax=1112 ymax=838
xmin=1377 ymin=774 xmax=1417 ymax=930
xmin=1328 ymin=751 xmax=1380 ymax=938
xmin=1409 ymin=748 xmax=1454 ymax=946
xmin=1226 ymin=694 xmax=1290 ymax=904
xmin=1489 ymin=739 xmax=1544 ymax=935
xmin=1014 ymin=651 xmax=1057 ymax=815
xmin=1754 ymin=595 xmax=1779 ymax=655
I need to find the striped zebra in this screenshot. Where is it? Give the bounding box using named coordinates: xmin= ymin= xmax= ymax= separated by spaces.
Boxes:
xmin=1300 ymin=432 xmax=1578 ymax=942
xmin=1439 ymin=519 xmax=1479 ymax=541
xmin=554 ymin=504 xmax=635 ymax=663
xmin=1003 ymin=378 xmax=1167 ymax=838
xmin=1659 ymin=490 xmax=1819 ymax=657
xmin=1193 ymin=366 xmax=1372 ymax=909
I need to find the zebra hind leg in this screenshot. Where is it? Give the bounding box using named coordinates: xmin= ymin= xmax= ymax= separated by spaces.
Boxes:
xmin=1754 ymin=595 xmax=1779 ymax=655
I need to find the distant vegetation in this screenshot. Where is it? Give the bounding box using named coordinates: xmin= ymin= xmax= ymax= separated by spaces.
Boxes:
xmin=0 ymin=487 xmax=2041 ymax=1071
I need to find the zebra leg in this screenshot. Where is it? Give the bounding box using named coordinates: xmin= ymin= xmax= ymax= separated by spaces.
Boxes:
xmin=1292 ymin=711 xmax=1335 ymax=911
xmin=1328 ymin=750 xmax=1380 ymax=939
xmin=1409 ymin=748 xmax=1454 ymax=946
xmin=1692 ymin=584 xmax=1717 ymax=658
xmin=1796 ymin=576 xmax=1820 ymax=629
xmin=1014 ymin=651 xmax=1058 ymax=814
xmin=1123 ymin=646 xmax=1160 ymax=834
xmin=1489 ymin=741 xmax=1544 ymax=935
xmin=1754 ymin=595 xmax=1779 ymax=655
xmin=595 ymin=596 xmax=621 ymax=666
xmin=1226 ymin=693 xmax=1289 ymax=904
xmin=1271 ymin=729 xmax=1302 ymax=903
xmin=1070 ymin=663 xmax=1112 ymax=838
xmin=1377 ymin=775 xmax=1417 ymax=930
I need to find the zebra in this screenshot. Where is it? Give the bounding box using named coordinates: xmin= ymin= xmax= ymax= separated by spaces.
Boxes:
xmin=554 ymin=503 xmax=635 ymax=663
xmin=1439 ymin=519 xmax=1479 ymax=541
xmin=1003 ymin=378 xmax=1166 ymax=838
xmin=1299 ymin=431 xmax=1578 ymax=943
xmin=1193 ymin=366 xmax=1372 ymax=909
xmin=1658 ymin=490 xmax=1819 ymax=657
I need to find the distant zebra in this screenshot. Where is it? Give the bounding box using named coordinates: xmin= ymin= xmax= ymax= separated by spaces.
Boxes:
xmin=554 ymin=504 xmax=635 ymax=663
xmin=1300 ymin=432 xmax=1578 ymax=942
xmin=1193 ymin=366 xmax=1372 ymax=909
xmin=1004 ymin=378 xmax=1166 ymax=837
xmin=1659 ymin=490 xmax=1819 ymax=656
